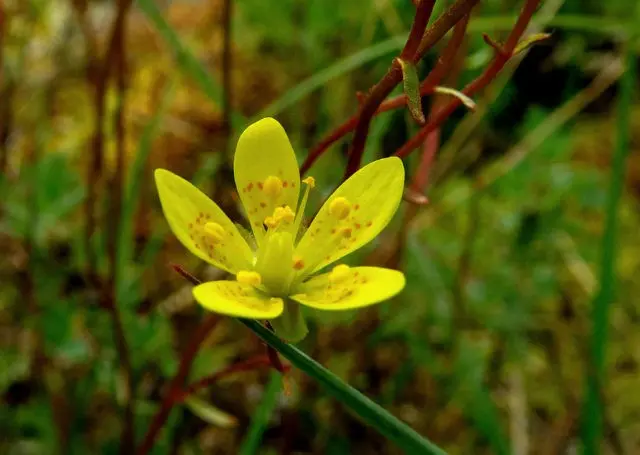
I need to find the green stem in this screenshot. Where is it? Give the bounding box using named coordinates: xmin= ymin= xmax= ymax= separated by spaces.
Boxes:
xmin=581 ymin=38 xmax=637 ymax=454
xmin=240 ymin=319 xmax=447 ymax=455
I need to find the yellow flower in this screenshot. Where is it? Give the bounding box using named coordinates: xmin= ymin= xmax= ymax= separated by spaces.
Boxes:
xmin=155 ymin=118 xmax=405 ymax=341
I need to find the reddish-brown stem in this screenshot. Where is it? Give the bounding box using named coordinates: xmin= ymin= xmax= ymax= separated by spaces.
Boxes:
xmin=419 ymin=13 xmax=470 ymax=93
xmin=106 ymin=2 xmax=135 ymax=453
xmin=400 ymin=0 xmax=437 ymax=60
xmin=175 ymin=355 xmax=286 ymax=402
xmin=221 ymin=0 xmax=233 ymax=154
xmin=136 ymin=315 xmax=219 ymax=455
xmin=411 ymin=15 xmax=469 ymax=194
xmin=301 ymin=7 xmax=473 ymax=176
xmin=394 ymin=0 xmax=541 ymax=158
xmin=344 ymin=0 xmax=479 ymax=179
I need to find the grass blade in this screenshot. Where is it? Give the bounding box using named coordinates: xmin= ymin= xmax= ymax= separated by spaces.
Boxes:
xmin=117 ymin=81 xmax=176 ymax=283
xmin=581 ymin=34 xmax=637 ymax=454
xmin=240 ymin=319 xmax=447 ymax=455
xmin=238 ymin=372 xmax=282 ymax=455
xmin=136 ymin=0 xmax=244 ymax=126
xmin=256 ymin=36 xmax=405 ymax=119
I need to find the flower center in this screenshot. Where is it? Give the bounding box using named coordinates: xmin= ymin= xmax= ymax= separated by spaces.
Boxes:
xmin=237 ymin=176 xmax=317 ymax=296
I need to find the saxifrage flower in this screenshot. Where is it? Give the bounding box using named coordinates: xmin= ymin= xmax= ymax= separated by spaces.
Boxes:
xmin=155 ymin=118 xmax=405 ymax=341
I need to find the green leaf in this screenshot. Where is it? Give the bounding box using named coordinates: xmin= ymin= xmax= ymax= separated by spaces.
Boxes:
xmin=239 ymin=372 xmax=282 ymax=455
xmin=581 ymin=19 xmax=638 ymax=454
xmin=397 ymin=58 xmax=425 ymax=124
xmin=257 ymin=36 xmax=405 ymax=119
xmin=184 ymin=395 xmax=238 ymax=428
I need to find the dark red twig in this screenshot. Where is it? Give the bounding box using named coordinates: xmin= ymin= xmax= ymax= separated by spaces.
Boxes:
xmin=136 ymin=315 xmax=219 ymax=455
xmin=411 ymin=15 xmax=470 ymax=195
xmin=344 ymin=0 xmax=479 ymax=178
xmin=300 ymin=3 xmax=476 ymax=176
xmin=176 ymin=354 xmax=286 ymax=402
xmin=395 ymin=0 xmax=541 ymax=158
xmin=400 ymin=0 xmax=437 ymax=61
xmin=221 ymin=0 xmax=233 ymax=154
xmin=108 ymin=2 xmax=135 ymax=450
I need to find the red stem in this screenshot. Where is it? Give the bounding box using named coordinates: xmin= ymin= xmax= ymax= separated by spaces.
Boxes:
xmin=400 ymin=0 xmax=437 ymax=60
xmin=300 ymin=4 xmax=475 ymax=176
xmin=412 ymin=15 xmax=470 ymax=193
xmin=176 ymin=355 xmax=285 ymax=402
xmin=394 ymin=0 xmax=540 ymax=158
xmin=136 ymin=315 xmax=219 ymax=455
xmin=343 ymin=0 xmax=479 ymax=179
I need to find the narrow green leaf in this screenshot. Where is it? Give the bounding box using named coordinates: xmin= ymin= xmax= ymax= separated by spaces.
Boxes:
xmin=239 ymin=372 xmax=282 ymax=455
xmin=433 ymin=86 xmax=476 ymax=111
xmin=257 ymin=36 xmax=405 ymax=119
xmin=581 ymin=25 xmax=637 ymax=455
xmin=117 ymin=80 xmax=176 ymax=288
xmin=240 ymin=320 xmax=447 ymax=455
xmin=184 ymin=395 xmax=238 ymax=428
xmin=513 ymin=33 xmax=552 ymax=56
xmin=397 ymin=58 xmax=425 ymax=124
xmin=136 ymin=0 xmax=244 ymax=126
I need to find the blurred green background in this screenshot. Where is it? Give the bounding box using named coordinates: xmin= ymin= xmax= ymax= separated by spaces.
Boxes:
xmin=1 ymin=0 xmax=639 ymax=454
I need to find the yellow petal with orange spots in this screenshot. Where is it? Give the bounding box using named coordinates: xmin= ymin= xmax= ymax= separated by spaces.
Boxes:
xmin=290 ymin=266 xmax=405 ymax=310
xmin=155 ymin=169 xmax=254 ymax=273
xmin=294 ymin=157 xmax=404 ymax=276
xmin=234 ymin=118 xmax=301 ymax=244
xmin=193 ymin=281 xmax=284 ymax=319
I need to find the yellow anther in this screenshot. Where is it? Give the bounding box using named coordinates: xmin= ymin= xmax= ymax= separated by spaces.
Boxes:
xmin=302 ymin=176 xmax=316 ymax=188
xmin=264 ymin=216 xmax=279 ymax=229
xmin=339 ymin=227 xmax=353 ymax=238
xmin=263 ymin=175 xmax=283 ymax=199
xmin=329 ymin=264 xmax=351 ymax=283
xmin=236 ymin=270 xmax=262 ymax=286
xmin=292 ymin=256 xmax=305 ymax=270
xmin=204 ymin=222 xmax=225 ymax=242
xmin=329 ymin=197 xmax=351 ymax=220
xmin=274 ymin=205 xmax=295 ymax=224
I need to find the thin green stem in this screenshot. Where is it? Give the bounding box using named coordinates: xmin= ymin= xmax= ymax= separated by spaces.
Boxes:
xmin=581 ymin=35 xmax=637 ymax=455
xmin=240 ymin=319 xmax=447 ymax=455
xmin=238 ymin=372 xmax=283 ymax=455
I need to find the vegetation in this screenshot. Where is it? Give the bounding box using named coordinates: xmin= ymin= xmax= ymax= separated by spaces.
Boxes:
xmin=1 ymin=0 xmax=639 ymax=454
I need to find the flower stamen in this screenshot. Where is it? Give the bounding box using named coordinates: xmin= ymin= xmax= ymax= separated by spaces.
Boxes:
xmin=236 ymin=270 xmax=262 ymax=287
xmin=204 ymin=222 xmax=225 ymax=243
xmin=329 ymin=197 xmax=351 ymax=220
xmin=329 ymin=264 xmax=351 ymax=283
xmin=263 ymin=176 xmax=283 ymax=199
xmin=291 ymin=176 xmax=315 ymax=240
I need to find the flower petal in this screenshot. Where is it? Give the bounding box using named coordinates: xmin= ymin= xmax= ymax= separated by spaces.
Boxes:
xmin=294 ymin=157 xmax=404 ymax=275
xmin=234 ymin=118 xmax=301 ymax=243
xmin=193 ymin=281 xmax=284 ymax=319
xmin=290 ymin=266 xmax=405 ymax=310
xmin=155 ymin=169 xmax=254 ymax=273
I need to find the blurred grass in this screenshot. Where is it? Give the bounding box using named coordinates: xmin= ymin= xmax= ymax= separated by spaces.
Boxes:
xmin=239 ymin=371 xmax=282 ymax=455
xmin=2 ymin=0 xmax=640 ymax=454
